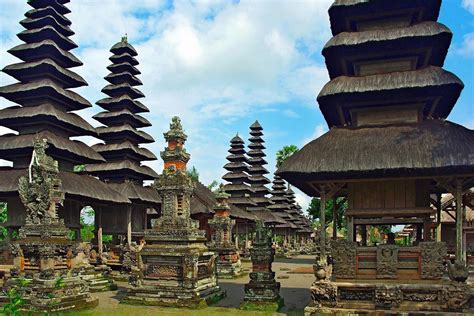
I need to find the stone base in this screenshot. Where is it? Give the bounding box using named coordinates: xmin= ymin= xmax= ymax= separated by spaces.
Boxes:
xmin=240 ymin=297 xmax=284 ymax=312
xmin=216 ymin=261 xmax=244 ymax=279
xmin=80 ymin=266 xmax=117 ymax=292
xmin=121 ymin=283 xmax=225 ymax=308
xmin=307 ymin=279 xmax=473 ymax=314
xmin=0 ymin=275 xmax=98 ymax=313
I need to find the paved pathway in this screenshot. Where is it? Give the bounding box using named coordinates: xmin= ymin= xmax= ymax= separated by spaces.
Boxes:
xmin=82 ymin=255 xmax=315 ymax=316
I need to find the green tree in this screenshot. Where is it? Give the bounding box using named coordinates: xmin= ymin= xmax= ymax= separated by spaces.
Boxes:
xmin=0 ymin=203 xmax=7 ymax=241
xmin=187 ymin=166 xmax=199 ymax=181
xmin=207 ymin=180 xmax=219 ymax=192
xmin=80 ymin=206 xmax=95 ymax=242
xmin=276 ymin=145 xmax=299 ymax=167
xmin=307 ymin=197 xmax=347 ymax=230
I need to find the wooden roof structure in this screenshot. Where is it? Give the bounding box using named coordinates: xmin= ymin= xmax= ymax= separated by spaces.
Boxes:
xmin=86 ymin=38 xmax=159 ymax=192
xmin=247 ymin=121 xmax=271 ymax=211
xmin=222 ymin=134 xmax=256 ymax=209
xmin=0 ymin=0 xmax=127 ymax=205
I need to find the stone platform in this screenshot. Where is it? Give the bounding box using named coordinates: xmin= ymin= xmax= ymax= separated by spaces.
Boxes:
xmin=305 ymin=279 xmax=473 ymax=315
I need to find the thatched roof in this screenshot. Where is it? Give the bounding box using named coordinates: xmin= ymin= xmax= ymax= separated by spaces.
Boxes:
xmin=108 ymin=182 xmax=160 ymax=205
xmin=93 ymin=109 xmax=151 ymax=128
xmin=101 ymin=83 xmax=145 ymax=99
xmin=253 ymin=210 xmax=287 ymax=225
xmin=191 ymin=181 xmax=216 ymax=215
xmin=319 ymin=66 xmax=463 ymax=126
xmin=9 ymin=40 xmax=81 ymax=68
xmin=105 ymin=72 xmax=142 ymax=86
xmin=111 ymin=40 xmax=138 ymax=56
xmin=96 ymin=124 xmax=154 ymax=143
xmin=3 ymin=58 xmax=87 ymax=89
xmin=25 ymin=6 xmax=72 ymax=26
xmin=0 ymin=168 xmax=130 ymax=204
xmin=92 ymin=141 xmax=156 ymax=161
xmin=18 ymin=25 xmax=78 ymax=51
xmin=0 ymin=104 xmax=97 ymax=137
xmin=441 ymin=207 xmax=474 ymax=223
xmin=277 ymin=120 xmax=474 ymax=196
xmin=28 ymin=0 xmax=71 ymax=15
xmin=328 ymin=0 xmax=441 ymax=35
xmin=323 ymin=22 xmax=451 ymax=78
xmin=85 ymin=161 xmax=158 ymax=180
xmin=0 ymin=78 xmax=92 ymax=111
xmin=109 ymin=54 xmax=139 ymax=67
xmin=0 ymin=131 xmax=105 ymax=164
xmin=96 ymin=95 xmax=149 ymax=113
xmin=20 ymin=15 xmax=74 ymax=37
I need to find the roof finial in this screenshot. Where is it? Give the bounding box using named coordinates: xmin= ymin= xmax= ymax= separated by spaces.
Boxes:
xmin=121 ymin=33 xmax=128 ymax=43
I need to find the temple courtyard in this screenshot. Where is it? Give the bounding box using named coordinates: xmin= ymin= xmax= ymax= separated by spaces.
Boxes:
xmin=77 ymin=256 xmax=314 ymax=316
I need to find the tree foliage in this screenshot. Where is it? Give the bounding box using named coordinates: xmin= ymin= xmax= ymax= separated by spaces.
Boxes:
xmin=276 ymin=145 xmax=299 ymax=167
xmin=307 ymin=197 xmax=347 ymax=230
xmin=0 ymin=203 xmax=7 ymax=241
xmin=187 ymin=166 xmax=199 ymax=181
xmin=207 ymin=180 xmax=219 ymax=192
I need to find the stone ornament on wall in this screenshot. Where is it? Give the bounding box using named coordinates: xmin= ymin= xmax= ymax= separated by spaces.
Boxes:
xmin=331 ymin=240 xmax=357 ymax=279
xmin=377 ymin=244 xmax=398 ymax=279
xmin=420 ymin=241 xmax=447 ymax=279
xmin=374 ymin=285 xmax=403 ymax=309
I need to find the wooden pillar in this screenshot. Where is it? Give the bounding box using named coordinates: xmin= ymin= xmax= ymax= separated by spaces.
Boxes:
xmin=126 ymin=206 xmax=132 ymax=245
xmin=347 ymin=216 xmax=354 ymax=242
xmin=455 ymin=179 xmax=464 ymax=262
xmin=423 ymin=217 xmax=431 ymax=241
xmin=97 ymin=208 xmax=103 ymax=257
xmin=416 ymin=224 xmax=423 ymax=242
xmin=245 ymin=225 xmax=248 ymax=249
xmin=235 ymin=222 xmax=239 ymax=249
xmin=320 ymin=186 xmax=327 ymax=259
xmin=332 ymin=197 xmax=337 ymax=240
xmin=361 ymin=225 xmax=367 ymax=246
xmin=436 ymin=193 xmax=442 ymax=242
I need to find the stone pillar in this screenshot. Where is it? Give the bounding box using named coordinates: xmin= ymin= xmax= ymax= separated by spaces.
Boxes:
xmin=97 ymin=208 xmax=103 ymax=257
xmin=347 ymin=216 xmax=354 ymax=242
xmin=235 ymin=223 xmax=239 ymax=249
xmin=127 ymin=206 xmax=132 ymax=245
xmin=320 ymin=187 xmax=327 ymax=259
xmin=332 ymin=197 xmax=337 ymax=240
xmin=456 ymin=179 xmax=464 ymax=263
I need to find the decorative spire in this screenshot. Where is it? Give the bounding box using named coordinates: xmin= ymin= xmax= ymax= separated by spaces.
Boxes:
xmin=247 ymin=120 xmax=271 ymax=211
xmin=0 ymin=0 xmax=104 ymax=169
xmin=222 ymin=134 xmax=256 ymax=210
xmin=161 ymin=116 xmax=190 ymax=172
xmin=86 ymin=38 xmax=158 ymax=184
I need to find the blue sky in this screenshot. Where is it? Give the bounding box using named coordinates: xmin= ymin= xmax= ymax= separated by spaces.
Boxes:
xmin=1 ymin=0 xmax=473 ymax=210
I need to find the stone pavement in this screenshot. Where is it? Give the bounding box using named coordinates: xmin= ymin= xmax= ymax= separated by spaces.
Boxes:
xmin=87 ymin=255 xmax=315 ymax=315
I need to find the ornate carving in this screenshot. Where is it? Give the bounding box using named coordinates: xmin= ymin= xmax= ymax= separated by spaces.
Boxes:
xmin=441 ymin=283 xmax=471 ymax=310
xmin=339 ymin=288 xmax=373 ymax=301
xmin=310 ymin=281 xmax=337 ymax=307
xmin=447 ymin=260 xmax=469 ymax=282
xmin=146 ymin=265 xmax=181 ymax=278
xmin=403 ymin=292 xmax=438 ymax=302
xmin=377 ymin=244 xmax=398 ymax=278
xmin=374 ymin=285 xmax=402 ymax=309
xmin=420 ymin=242 xmax=447 ymax=279
xmin=331 ymin=240 xmax=356 ymax=279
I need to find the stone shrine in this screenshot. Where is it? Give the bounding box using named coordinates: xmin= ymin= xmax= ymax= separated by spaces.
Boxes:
xmin=207 ymin=185 xmax=242 ymax=278
xmin=121 ymin=117 xmax=224 ymax=308
xmin=241 ymin=221 xmax=283 ymax=311
xmin=0 ymin=139 xmax=97 ymax=313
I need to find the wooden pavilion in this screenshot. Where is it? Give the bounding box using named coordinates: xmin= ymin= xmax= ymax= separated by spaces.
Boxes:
xmin=278 ymin=0 xmax=474 ymax=313
xmin=85 ymin=38 xmax=160 ymax=251
xmin=0 ymin=0 xmax=130 ymax=240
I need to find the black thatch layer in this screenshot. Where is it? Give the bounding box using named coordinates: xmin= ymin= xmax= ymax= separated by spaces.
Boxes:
xmin=222 ymin=134 xmax=255 ymax=210
xmin=247 ymin=120 xmax=271 ymax=209
xmin=328 ymin=0 xmax=441 ymax=35
xmin=318 ymin=66 xmax=463 ymax=127
xmin=0 ymin=104 xmax=97 ymax=137
xmin=109 ymin=182 xmax=160 ymax=205
xmin=9 ymin=40 xmax=82 ymax=68
xmin=277 ymin=120 xmax=474 ymax=196
xmin=0 ymin=131 xmax=105 ymax=164
xmin=0 ymin=169 xmax=130 ymax=204
xmin=28 ymin=0 xmax=71 ymax=15
xmin=91 ymin=39 xmax=157 ymax=197
xmin=25 ymin=6 xmax=72 ymax=26
xmin=323 ymin=21 xmax=452 ymax=78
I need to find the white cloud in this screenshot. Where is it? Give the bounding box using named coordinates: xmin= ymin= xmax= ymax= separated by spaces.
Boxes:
xmin=0 ymin=0 xmax=333 ymax=189
xmin=462 ymin=0 xmax=474 ymax=14
xmin=457 ymin=33 xmax=474 ymax=57
xmin=295 ymin=190 xmax=312 ymax=214
xmin=301 ymin=124 xmax=328 ymax=146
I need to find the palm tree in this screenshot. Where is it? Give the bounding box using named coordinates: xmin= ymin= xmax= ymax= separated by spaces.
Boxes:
xmin=276 ymin=145 xmax=299 ymax=167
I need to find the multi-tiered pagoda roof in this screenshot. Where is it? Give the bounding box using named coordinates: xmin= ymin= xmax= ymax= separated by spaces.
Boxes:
xmin=278 ymin=0 xmax=474 ymax=195
xmin=0 ymin=0 xmax=128 ymax=205
xmin=246 ymin=121 xmax=271 ymax=211
xmin=267 ymin=175 xmax=295 ymax=229
xmin=222 ymin=134 xmax=256 ymax=210
xmin=86 ymin=38 xmax=159 ymax=199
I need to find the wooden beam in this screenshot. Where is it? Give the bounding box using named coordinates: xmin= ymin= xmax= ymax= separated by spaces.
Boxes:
xmin=126 ymin=206 xmax=132 ymax=245
xmin=97 ymin=208 xmax=103 ymax=257
xmin=354 ymin=218 xmax=425 ymax=225
xmin=456 ymin=179 xmax=464 ymax=263
xmin=320 ymin=186 xmax=327 ymax=259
